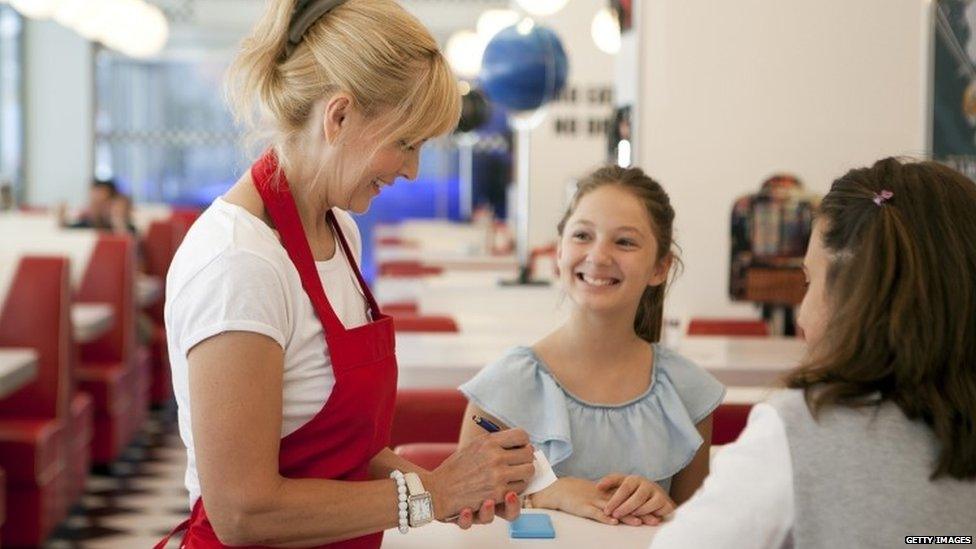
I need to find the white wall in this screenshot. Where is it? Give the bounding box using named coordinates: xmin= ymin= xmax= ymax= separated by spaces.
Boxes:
xmin=637 ymin=0 xmax=932 ymax=321
xmin=24 ymin=19 xmax=94 ymax=206
xmin=522 ymin=0 xmax=617 ymax=253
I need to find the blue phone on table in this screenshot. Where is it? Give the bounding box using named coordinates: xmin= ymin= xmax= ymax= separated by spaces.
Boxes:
xmin=509 ymin=513 xmax=556 ymax=539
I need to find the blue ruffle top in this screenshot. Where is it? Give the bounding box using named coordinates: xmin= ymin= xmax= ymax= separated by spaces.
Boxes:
xmin=459 ymin=344 xmax=726 ymax=492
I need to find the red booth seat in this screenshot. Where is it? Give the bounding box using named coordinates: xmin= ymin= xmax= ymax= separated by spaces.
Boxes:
xmin=142 ymin=209 xmax=198 ymax=407
xmin=0 ymin=419 xmax=67 ymax=547
xmin=0 ymin=466 xmax=5 ymax=546
xmin=143 ymin=219 xmax=178 ymax=406
xmin=377 ymin=236 xmax=418 ymax=248
xmin=0 ymin=419 xmax=65 ymax=486
xmin=0 ymin=256 xmax=77 ymax=545
xmin=379 ymin=261 xmax=443 ymax=277
xmin=390 ymin=389 xmax=467 ymax=449
xmin=392 ymin=315 xmax=459 ymax=333
xmin=75 ymin=235 xmax=148 ymax=465
xmin=148 ymin=323 xmax=172 ymax=405
xmin=394 ymin=443 xmax=457 ymax=470
xmin=68 ymin=392 xmax=94 ymax=504
xmin=382 ymin=301 xmax=419 ymax=316
xmin=687 ymin=318 xmax=770 ymax=337
xmin=712 ymin=403 xmax=753 ymax=445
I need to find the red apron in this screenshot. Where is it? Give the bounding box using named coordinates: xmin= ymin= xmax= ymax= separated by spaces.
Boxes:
xmin=156 ymin=150 xmax=398 ymax=548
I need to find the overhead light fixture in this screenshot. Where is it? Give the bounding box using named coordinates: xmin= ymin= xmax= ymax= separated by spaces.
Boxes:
xmin=9 ymin=0 xmax=60 ymax=19
xmin=516 ymin=17 xmax=535 ymax=36
xmin=102 ymin=0 xmax=168 ymax=58
xmin=445 ymin=30 xmax=485 ymax=79
xmin=54 ymin=0 xmax=98 ymax=29
xmin=514 ymin=0 xmax=569 ymax=17
xmin=591 ymin=7 xmax=621 ymax=55
xmin=476 ymin=9 xmax=519 ymax=42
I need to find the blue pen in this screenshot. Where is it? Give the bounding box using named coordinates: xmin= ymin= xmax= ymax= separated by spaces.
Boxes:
xmin=472 ymin=415 xmax=502 ymax=433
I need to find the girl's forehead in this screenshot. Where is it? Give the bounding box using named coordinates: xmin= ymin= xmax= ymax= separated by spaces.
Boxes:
xmin=571 ymin=186 xmax=654 ymax=229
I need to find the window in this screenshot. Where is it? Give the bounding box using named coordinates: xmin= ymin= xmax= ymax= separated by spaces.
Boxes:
xmin=0 ymin=6 xmax=23 ymax=200
xmin=95 ymin=50 xmax=242 ymax=204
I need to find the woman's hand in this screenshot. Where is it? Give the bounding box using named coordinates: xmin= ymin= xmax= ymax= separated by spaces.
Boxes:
xmin=529 ymin=477 xmax=620 ymax=525
xmin=425 ymin=428 xmax=535 ymax=524
xmin=597 ymin=473 xmax=676 ymax=526
xmin=443 ymin=490 xmax=523 ymax=530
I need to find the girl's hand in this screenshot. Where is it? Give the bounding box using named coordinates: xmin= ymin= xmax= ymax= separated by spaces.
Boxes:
xmin=530 ymin=477 xmax=619 ymax=525
xmin=426 ymin=429 xmax=535 ymax=522
xmin=597 ymin=473 xmax=676 ymax=526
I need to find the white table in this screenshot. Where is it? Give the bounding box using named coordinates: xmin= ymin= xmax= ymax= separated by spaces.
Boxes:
xmin=395 ymin=334 xmax=805 ymax=390
xmin=137 ymin=274 xmax=163 ymax=308
xmin=723 ymin=385 xmax=781 ymax=404
xmin=375 ymin=271 xmax=557 ymax=307
xmin=375 ymin=220 xmax=492 ymax=249
xmin=673 ymin=336 xmax=806 ymax=387
xmin=0 ymin=348 xmax=39 ymax=399
xmin=382 ymin=510 xmax=657 ymax=548
xmin=418 ymin=286 xmax=563 ymax=320
xmin=376 ymin=247 xmax=519 ymax=272
xmin=73 ymin=303 xmax=115 ymax=344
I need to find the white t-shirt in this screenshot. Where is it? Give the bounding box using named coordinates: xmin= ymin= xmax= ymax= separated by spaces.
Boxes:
xmin=164 ymin=197 xmax=370 ymax=505
xmin=651 ymin=402 xmax=795 ymax=548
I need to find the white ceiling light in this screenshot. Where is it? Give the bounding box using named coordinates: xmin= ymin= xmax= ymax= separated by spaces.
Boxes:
xmin=591 ymin=7 xmax=621 ymax=55
xmin=514 ymin=0 xmax=569 ymax=17
xmin=476 ymin=9 xmax=519 ymax=42
xmin=53 ymin=0 xmax=97 ymax=29
xmin=73 ymin=0 xmax=118 ymax=40
xmin=9 ymin=0 xmax=61 ymax=19
xmin=445 ymin=30 xmax=485 ymax=79
xmin=102 ymin=0 xmax=168 ymax=58
xmin=126 ymin=2 xmax=169 ymax=57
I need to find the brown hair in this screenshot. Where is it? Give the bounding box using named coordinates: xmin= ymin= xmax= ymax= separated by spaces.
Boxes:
xmin=787 ymin=157 xmax=976 ymax=480
xmin=226 ymin=0 xmax=460 ymax=170
xmin=557 ymin=165 xmax=679 ymax=343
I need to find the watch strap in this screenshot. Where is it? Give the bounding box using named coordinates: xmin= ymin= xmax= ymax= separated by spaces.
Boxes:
xmin=404 ymin=472 xmax=425 ymax=496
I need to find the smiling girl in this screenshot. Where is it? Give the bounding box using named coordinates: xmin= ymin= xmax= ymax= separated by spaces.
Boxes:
xmin=459 ymin=165 xmax=725 ymax=526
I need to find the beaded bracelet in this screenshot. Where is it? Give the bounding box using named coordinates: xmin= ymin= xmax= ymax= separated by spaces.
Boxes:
xmin=389 ymin=470 xmax=409 ymax=534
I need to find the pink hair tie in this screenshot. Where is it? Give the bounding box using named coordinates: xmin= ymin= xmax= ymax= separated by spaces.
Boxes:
xmin=873 ymin=189 xmax=894 ymax=206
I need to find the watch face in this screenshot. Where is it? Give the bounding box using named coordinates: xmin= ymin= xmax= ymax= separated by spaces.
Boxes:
xmin=409 ymin=494 xmax=433 ymax=523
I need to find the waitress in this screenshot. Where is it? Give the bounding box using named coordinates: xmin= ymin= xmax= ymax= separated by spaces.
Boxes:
xmin=157 ymin=0 xmax=535 ymax=547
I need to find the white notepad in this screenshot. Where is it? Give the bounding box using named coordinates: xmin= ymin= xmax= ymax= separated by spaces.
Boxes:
xmin=522 ymin=450 xmax=558 ymax=495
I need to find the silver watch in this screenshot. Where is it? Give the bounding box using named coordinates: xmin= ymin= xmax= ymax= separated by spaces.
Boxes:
xmin=403 ymin=472 xmax=433 ymax=527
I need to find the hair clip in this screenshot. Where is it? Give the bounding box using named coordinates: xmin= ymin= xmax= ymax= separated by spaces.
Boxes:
xmin=872 ymin=189 xmax=894 ymax=206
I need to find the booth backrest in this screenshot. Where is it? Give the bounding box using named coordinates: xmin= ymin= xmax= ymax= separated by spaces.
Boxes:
xmin=0 ymin=256 xmax=72 ymax=418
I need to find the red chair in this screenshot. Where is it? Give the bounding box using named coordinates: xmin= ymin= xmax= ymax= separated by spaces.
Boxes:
xmin=392 ymin=315 xmax=459 ymax=333
xmin=379 ymin=261 xmax=443 ymax=277
xmin=382 ymin=301 xmax=419 ymax=316
xmin=0 ymin=466 xmax=5 ymax=546
xmin=75 ymin=235 xmax=148 ymax=465
xmin=711 ymin=403 xmax=753 ymax=445
xmin=0 ymin=257 xmax=72 ymax=546
xmin=687 ymin=318 xmax=770 ymax=337
xmin=377 ymin=236 xmax=418 ymax=248
xmin=143 ymin=219 xmax=179 ymax=406
xmin=67 ymin=391 xmax=94 ymax=505
xmin=170 ymin=208 xmax=201 ymax=237
xmin=390 ymin=389 xmax=468 ymax=449
xmin=394 ymin=443 xmax=457 ymax=470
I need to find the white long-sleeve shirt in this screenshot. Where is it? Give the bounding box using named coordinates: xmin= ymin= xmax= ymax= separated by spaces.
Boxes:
xmin=652 ymin=403 xmax=795 ymax=548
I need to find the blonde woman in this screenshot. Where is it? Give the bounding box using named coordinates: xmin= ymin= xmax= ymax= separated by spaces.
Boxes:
xmin=156 ymin=1 xmax=534 ymax=547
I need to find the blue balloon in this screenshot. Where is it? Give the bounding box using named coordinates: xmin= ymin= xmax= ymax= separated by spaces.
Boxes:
xmin=480 ymin=23 xmax=569 ymax=113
